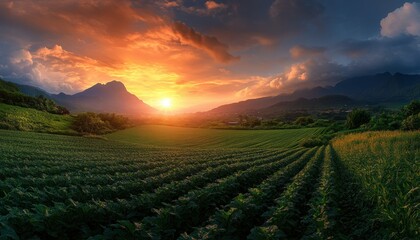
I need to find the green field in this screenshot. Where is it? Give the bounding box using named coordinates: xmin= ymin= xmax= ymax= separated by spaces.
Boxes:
xmin=0 ymin=103 xmax=74 ymax=134
xmin=0 ymin=126 xmax=418 ymax=239
xmin=108 ymin=125 xmax=322 ymax=148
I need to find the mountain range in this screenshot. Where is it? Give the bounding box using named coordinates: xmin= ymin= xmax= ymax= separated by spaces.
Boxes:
xmin=209 ymin=72 xmax=420 ymax=114
xmin=14 ymin=80 xmax=156 ymax=116
xmin=3 ymin=72 xmax=420 ymax=116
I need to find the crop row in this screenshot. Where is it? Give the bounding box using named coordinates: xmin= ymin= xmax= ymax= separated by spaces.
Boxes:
xmin=1 ymin=148 xmax=307 ymax=239
xmin=0 ymin=149 xmax=295 ymax=212
xmin=180 ymin=147 xmax=323 ymax=240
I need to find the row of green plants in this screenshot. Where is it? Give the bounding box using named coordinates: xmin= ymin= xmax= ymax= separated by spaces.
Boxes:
xmin=135 ymin=148 xmax=312 ymax=239
xmin=2 ymin=149 xmax=299 ymax=239
xmin=0 ymin=131 xmax=304 ymax=239
xmin=0 ymin=127 xmax=417 ymax=239
xmin=182 ymin=147 xmax=321 ymax=240
xmin=0 ymin=150 xmax=281 ymax=212
xmin=247 ymin=147 xmax=325 ymax=239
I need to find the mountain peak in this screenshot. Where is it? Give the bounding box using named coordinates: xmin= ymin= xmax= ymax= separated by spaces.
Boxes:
xmin=105 ymin=80 xmax=126 ymax=89
xmin=52 ymin=80 xmax=156 ymax=115
xmin=90 ymin=80 xmax=127 ymax=92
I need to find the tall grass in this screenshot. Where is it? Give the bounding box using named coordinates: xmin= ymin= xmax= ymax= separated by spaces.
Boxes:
xmin=332 ymin=131 xmax=419 ymax=238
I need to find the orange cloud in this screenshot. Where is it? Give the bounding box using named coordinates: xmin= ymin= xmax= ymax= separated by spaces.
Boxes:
xmin=0 ymin=0 xmax=245 ymax=111
xmin=290 ymin=45 xmax=325 ymax=59
xmin=236 ymin=59 xmax=346 ymax=98
xmin=205 ymin=1 xmax=227 ymax=10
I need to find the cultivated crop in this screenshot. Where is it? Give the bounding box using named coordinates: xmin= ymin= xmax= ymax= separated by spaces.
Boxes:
xmin=0 ymin=127 xmax=418 ymax=239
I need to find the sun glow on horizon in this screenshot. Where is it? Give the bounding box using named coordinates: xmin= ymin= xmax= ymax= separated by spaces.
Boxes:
xmin=160 ymin=98 xmax=172 ymax=109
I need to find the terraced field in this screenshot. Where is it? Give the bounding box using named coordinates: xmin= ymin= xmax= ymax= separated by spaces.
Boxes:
xmin=0 ymin=127 xmax=417 ymax=239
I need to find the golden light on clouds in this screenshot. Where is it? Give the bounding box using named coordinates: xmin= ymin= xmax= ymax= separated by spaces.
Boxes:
xmin=107 ymin=63 xmax=181 ymax=105
xmin=2 ymin=0 xmax=413 ymax=113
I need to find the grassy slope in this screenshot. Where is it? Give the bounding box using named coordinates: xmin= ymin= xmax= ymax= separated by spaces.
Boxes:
xmin=0 ymin=103 xmax=75 ymax=134
xmin=107 ymin=125 xmax=323 ymax=148
xmin=332 ymin=131 xmax=419 ymax=238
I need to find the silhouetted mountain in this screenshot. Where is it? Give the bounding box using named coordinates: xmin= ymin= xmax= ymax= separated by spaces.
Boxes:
xmin=52 ymin=81 xmax=156 ymax=115
xmin=209 ymin=73 xmax=420 ymax=114
xmin=210 ymin=86 xmax=335 ymax=114
xmin=334 ymin=72 xmax=420 ymax=101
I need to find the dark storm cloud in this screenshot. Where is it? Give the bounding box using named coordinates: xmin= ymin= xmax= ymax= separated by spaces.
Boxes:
xmin=165 ymin=0 xmax=327 ymax=47
xmin=172 ymin=21 xmax=239 ymax=63
xmin=339 ymin=36 xmax=420 ymax=75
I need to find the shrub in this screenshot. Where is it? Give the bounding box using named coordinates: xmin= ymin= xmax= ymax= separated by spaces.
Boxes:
xmin=71 ymin=112 xmax=130 ymax=134
xmin=402 ymin=100 xmax=420 ymax=117
xmin=294 ymin=116 xmax=314 ymax=126
xmin=299 ymin=134 xmax=332 ymax=147
xmin=346 ymin=109 xmax=371 ymax=129
xmin=71 ymin=113 xmax=110 ymax=134
xmin=401 ymin=113 xmax=420 ymax=130
xmin=97 ymin=113 xmax=130 ymax=130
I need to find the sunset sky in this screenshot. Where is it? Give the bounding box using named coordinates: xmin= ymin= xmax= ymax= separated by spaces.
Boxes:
xmin=1 ymin=0 xmax=419 ymax=112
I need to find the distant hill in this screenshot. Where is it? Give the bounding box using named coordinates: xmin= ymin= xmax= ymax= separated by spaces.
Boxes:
xmin=210 ymin=73 xmax=420 ymax=114
xmin=52 ymin=80 xmax=157 ymax=116
xmin=266 ymin=95 xmax=361 ymax=111
xmin=15 ymin=83 xmax=51 ymax=98
xmin=0 ymin=79 xmax=20 ymax=93
xmin=0 ymin=78 xmax=68 ymax=114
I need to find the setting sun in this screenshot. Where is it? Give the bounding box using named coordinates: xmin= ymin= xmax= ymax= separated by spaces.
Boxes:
xmin=160 ymin=98 xmax=172 ymax=109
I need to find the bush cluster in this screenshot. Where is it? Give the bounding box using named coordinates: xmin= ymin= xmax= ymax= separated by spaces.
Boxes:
xmin=300 ymin=134 xmax=333 ymax=147
xmin=345 ymin=109 xmax=371 ymax=129
xmin=401 ymin=100 xmax=420 ymax=130
xmin=71 ymin=112 xmax=131 ymax=134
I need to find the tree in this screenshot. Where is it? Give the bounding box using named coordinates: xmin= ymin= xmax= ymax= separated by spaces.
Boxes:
xmin=346 ymin=109 xmax=371 ymax=129
xmin=71 ymin=112 xmax=110 ymax=134
xmin=402 ymin=100 xmax=420 ymax=117
xmin=401 ymin=113 xmax=420 ymax=130
xmin=294 ymin=116 xmax=314 ymax=126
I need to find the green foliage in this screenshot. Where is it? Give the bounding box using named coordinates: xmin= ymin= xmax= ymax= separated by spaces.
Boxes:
xmin=323 ymin=121 xmax=345 ymax=134
xmin=300 ymin=137 xmax=326 ymax=147
xmin=0 ymin=87 xmax=69 ymax=115
xmin=333 ymin=131 xmax=419 ymax=238
xmin=401 ymin=113 xmax=420 ymax=130
xmin=0 ymin=126 xmax=417 ymax=239
xmin=0 ymin=79 xmax=20 ymax=93
xmin=402 ymin=100 xmax=420 ymax=117
xmin=0 ymin=103 xmax=75 ymax=134
xmin=238 ymin=114 xmax=262 ymax=127
xmin=366 ymin=111 xmax=403 ymax=131
xmin=294 ymin=116 xmax=314 ymax=126
xmin=345 ymin=109 xmax=371 ymax=129
xmin=108 ymin=125 xmax=323 ymax=148
xmin=71 ymin=112 xmax=130 ymax=134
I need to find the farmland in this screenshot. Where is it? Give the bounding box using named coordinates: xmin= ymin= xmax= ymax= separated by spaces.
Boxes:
xmin=0 ymin=127 xmax=418 ymax=239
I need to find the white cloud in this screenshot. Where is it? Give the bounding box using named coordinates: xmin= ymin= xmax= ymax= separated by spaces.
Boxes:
xmin=381 ymin=2 xmax=420 ymax=37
